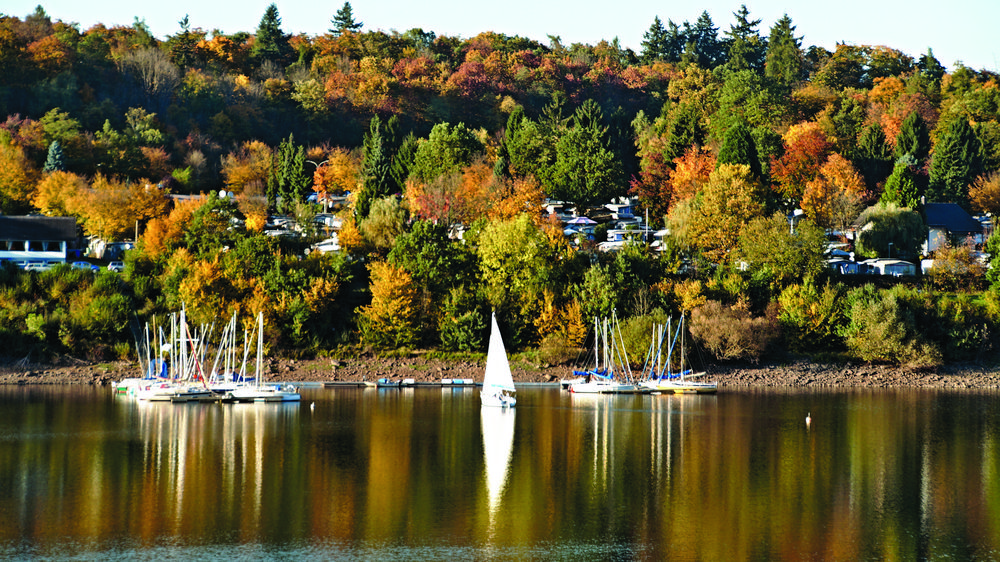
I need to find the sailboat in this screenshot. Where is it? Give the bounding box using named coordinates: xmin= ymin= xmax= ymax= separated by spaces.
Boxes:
xmin=230 ymin=312 xmax=301 ymax=403
xmin=568 ymin=312 xmax=638 ymax=394
xmin=481 ymin=312 xmax=516 ymax=408
xmin=639 ymin=314 xmax=717 ymax=394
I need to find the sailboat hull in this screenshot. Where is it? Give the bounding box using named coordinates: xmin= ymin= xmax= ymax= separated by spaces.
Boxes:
xmin=481 ymin=391 xmax=516 ymax=408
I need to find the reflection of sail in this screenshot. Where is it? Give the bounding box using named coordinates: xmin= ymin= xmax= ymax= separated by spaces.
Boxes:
xmin=481 ymin=406 xmax=515 ymax=515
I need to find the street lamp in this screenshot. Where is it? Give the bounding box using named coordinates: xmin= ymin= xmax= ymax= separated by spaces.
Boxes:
xmin=888 ymin=242 xmax=893 ymax=258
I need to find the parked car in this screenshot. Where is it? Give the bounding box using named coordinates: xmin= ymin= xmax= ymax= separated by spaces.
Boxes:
xmin=309 ymin=236 xmax=340 ymax=254
xmin=71 ymin=261 xmax=99 ymax=271
xmin=107 ymin=261 xmax=125 ymax=272
xmin=24 ymin=260 xmax=52 ymax=271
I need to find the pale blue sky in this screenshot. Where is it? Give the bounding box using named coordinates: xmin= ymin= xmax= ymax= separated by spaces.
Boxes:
xmin=5 ymin=0 xmax=999 ymax=72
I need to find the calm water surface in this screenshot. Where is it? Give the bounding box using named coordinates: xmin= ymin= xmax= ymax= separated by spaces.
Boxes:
xmin=1 ymin=385 xmax=999 ymax=560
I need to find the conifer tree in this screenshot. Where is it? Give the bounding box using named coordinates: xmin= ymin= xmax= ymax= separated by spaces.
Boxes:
xmin=549 ymin=99 xmax=624 ymax=205
xmin=880 ymin=156 xmax=922 ymax=208
xmin=724 ymin=5 xmax=766 ymax=74
xmin=928 ymin=118 xmax=983 ymax=205
xmin=895 ymin=111 xmax=931 ymax=164
xmin=357 ymin=116 xmax=394 ymax=219
xmin=43 ymin=141 xmax=64 ymax=173
xmin=252 ymin=4 xmax=289 ymax=65
xmin=270 ymin=134 xmax=309 ymax=214
xmin=855 ymin=122 xmax=893 ymax=190
xmin=717 ymin=118 xmax=761 ymax=180
xmin=765 ymin=14 xmax=803 ymax=89
xmin=330 ymin=2 xmax=363 ymax=37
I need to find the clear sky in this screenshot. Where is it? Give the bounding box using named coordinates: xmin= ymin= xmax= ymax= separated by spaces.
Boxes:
xmin=5 ymin=0 xmax=999 ymax=73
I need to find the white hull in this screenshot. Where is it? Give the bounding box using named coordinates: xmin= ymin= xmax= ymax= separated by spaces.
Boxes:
xmin=481 ymin=390 xmax=516 ymax=407
xmin=569 ymin=381 xmax=639 ymax=394
xmin=230 ymin=384 xmax=301 ymax=402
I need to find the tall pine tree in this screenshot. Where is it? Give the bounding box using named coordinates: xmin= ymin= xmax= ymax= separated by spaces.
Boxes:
xmin=894 ymin=111 xmax=931 ymax=164
xmin=252 ymin=4 xmax=290 ymax=66
xmin=855 ymin=122 xmax=893 ymax=190
xmin=765 ymin=14 xmax=803 ymax=89
xmin=717 ymin=118 xmax=761 ymax=180
xmin=330 ymin=2 xmax=363 ymax=37
xmin=928 ymin=118 xmax=983 ymax=205
xmin=43 ymin=141 xmax=64 ymax=173
xmin=724 ymin=5 xmax=766 ymax=74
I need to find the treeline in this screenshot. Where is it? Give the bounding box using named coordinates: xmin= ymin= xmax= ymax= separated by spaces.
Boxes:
xmin=2 ymin=4 xmax=1000 ymax=368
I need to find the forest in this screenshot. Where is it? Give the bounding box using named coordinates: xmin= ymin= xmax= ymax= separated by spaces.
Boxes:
xmin=2 ymin=3 xmax=1000 ymax=370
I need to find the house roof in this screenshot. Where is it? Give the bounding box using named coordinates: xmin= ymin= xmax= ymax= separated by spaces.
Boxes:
xmin=923 ymin=203 xmax=982 ymax=233
xmin=0 ymin=216 xmax=77 ymax=240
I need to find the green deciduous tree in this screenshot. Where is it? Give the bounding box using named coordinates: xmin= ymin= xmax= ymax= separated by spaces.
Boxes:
xmin=854 ymin=203 xmax=925 ymax=259
xmin=736 ymin=212 xmax=826 ymax=287
xmin=409 ymin=121 xmax=482 ymax=184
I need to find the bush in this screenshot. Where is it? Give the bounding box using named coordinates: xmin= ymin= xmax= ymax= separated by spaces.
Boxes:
xmin=688 ymin=300 xmax=779 ymax=363
xmin=838 ymin=286 xmax=942 ymax=367
xmin=778 ymin=279 xmax=847 ymax=353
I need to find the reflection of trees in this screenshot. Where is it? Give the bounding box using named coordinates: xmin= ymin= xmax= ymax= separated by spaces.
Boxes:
xmin=1 ymin=388 xmax=999 ymax=559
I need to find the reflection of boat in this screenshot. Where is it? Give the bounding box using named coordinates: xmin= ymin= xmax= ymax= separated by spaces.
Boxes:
xmin=638 ymin=314 xmax=717 ymax=395
xmin=230 ymin=312 xmax=300 ymax=403
xmin=481 ymin=312 xmax=516 ymax=408
xmin=569 ymin=312 xmax=638 ymax=394
xmin=482 ymin=406 xmax=515 ymax=517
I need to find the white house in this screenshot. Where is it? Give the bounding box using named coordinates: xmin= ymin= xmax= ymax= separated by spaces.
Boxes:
xmin=0 ymin=216 xmax=77 ymax=267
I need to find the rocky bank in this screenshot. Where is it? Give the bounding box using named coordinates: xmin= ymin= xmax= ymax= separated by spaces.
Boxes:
xmin=2 ymin=355 xmax=1000 ymax=390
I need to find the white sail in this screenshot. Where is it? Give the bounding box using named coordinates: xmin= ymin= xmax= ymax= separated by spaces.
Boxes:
xmin=481 ymin=313 xmax=516 ymax=407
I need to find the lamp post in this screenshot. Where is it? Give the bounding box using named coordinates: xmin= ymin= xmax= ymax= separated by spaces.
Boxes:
xmin=888 ymin=242 xmax=893 ymax=258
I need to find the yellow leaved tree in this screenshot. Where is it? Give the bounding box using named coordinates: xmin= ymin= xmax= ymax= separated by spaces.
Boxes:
xmin=359 ymin=261 xmax=419 ymax=350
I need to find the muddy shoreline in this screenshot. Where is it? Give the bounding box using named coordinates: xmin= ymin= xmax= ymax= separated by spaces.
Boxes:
xmin=2 ymin=356 xmax=1000 ymax=390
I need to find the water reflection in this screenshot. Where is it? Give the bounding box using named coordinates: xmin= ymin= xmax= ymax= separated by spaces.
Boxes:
xmin=0 ymin=386 xmax=998 ymax=560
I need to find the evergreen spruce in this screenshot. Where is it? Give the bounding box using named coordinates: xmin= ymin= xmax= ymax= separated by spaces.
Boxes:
xmin=330 ymin=2 xmax=363 ymax=37
xmin=880 ymin=156 xmax=922 ymax=208
xmin=270 ymin=134 xmax=309 ymax=214
xmin=855 ymin=122 xmax=893 ymax=190
xmin=895 ymin=111 xmax=931 ymax=164
xmin=765 ymin=14 xmax=803 ymax=89
xmin=717 ymin=118 xmax=761 ymax=180
xmin=43 ymin=140 xmax=64 ymax=173
xmin=928 ymin=118 xmax=983 ymax=205
xmin=724 ymin=5 xmax=766 ymax=74
xmin=252 ymin=4 xmax=289 ymax=65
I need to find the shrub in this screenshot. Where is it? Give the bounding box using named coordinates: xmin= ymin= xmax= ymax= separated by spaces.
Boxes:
xmin=778 ymin=279 xmax=847 ymax=353
xmin=688 ymin=300 xmax=779 ymax=363
xmin=838 ymin=286 xmax=942 ymax=367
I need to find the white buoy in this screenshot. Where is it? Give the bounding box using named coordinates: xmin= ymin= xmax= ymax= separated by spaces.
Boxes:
xmin=310 ymin=402 xmax=315 ymax=411
xmin=806 ymin=412 xmax=811 ymax=428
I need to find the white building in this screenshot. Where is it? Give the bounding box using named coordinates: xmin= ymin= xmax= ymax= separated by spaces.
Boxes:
xmin=0 ymin=216 xmax=77 ymax=267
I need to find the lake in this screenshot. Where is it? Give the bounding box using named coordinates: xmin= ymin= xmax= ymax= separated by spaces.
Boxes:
xmin=0 ymin=385 xmax=999 ymax=560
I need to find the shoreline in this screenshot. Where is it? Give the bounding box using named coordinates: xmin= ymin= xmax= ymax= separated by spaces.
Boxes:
xmin=2 ymin=356 xmax=1000 ymax=390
